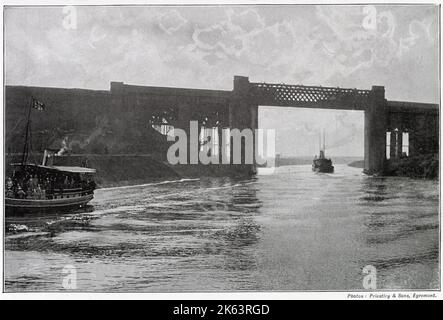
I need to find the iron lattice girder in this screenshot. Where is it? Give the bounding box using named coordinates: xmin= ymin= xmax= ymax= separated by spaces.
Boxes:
xmin=249 ymin=82 xmax=372 ymax=109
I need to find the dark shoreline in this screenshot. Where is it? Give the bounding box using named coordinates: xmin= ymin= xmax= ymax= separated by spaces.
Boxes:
xmin=385 ymin=154 xmax=438 ymax=180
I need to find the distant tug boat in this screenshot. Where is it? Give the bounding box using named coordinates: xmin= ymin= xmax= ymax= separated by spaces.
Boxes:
xmin=312 ymin=131 xmax=334 ymax=173
xmin=5 ymin=97 xmax=96 ymax=214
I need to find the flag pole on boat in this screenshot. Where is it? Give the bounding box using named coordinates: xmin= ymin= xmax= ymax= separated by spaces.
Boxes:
xmin=323 ymin=129 xmax=326 ymax=153
xmin=21 ymin=97 xmax=34 ymax=167
xmin=21 ymin=97 xmax=46 ymax=167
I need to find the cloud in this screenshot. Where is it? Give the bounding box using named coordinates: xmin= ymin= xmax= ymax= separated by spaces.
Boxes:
xmin=228 ymin=8 xmax=265 ymax=33
xmin=313 ymin=5 xmax=438 ymax=86
xmin=158 ymin=10 xmax=187 ymax=34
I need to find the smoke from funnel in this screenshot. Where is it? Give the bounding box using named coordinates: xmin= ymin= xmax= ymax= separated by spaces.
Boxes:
xmin=56 ymin=137 xmax=69 ymax=156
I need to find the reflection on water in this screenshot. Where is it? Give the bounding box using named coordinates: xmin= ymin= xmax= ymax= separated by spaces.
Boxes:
xmin=5 ymin=165 xmax=439 ymax=291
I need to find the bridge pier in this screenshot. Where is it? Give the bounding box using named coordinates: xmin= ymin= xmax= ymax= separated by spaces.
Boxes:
xmin=364 ymin=86 xmax=387 ymax=175
xmin=389 ymin=129 xmax=404 ymax=159
xmin=396 ymin=130 xmax=403 ymax=158
xmin=176 ymin=103 xmax=193 ymax=164
xmin=228 ymin=76 xmax=258 ymax=173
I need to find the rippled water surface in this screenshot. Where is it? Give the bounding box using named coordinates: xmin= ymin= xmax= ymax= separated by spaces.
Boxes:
xmin=4 ymin=165 xmax=440 ymax=291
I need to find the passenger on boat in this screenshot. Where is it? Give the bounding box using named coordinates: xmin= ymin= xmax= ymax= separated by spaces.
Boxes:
xmin=87 ymin=178 xmax=96 ymax=190
xmin=5 ymin=177 xmax=14 ymax=198
xmin=35 ymin=184 xmax=45 ymax=199
xmin=26 ymin=176 xmax=32 ymax=191
xmin=63 ymin=176 xmax=70 ymax=188
xmin=43 ymin=177 xmax=51 ymax=190
xmin=6 ymin=177 xmax=13 ymax=188
xmin=25 ymin=175 xmax=37 ymax=199
xmin=15 ymin=184 xmax=26 ymax=199
xmin=68 ymin=176 xmax=75 ymax=189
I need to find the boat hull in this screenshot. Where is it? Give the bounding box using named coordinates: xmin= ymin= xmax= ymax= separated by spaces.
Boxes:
xmin=312 ymin=165 xmax=334 ymax=173
xmin=312 ymin=157 xmax=334 ymax=173
xmin=5 ymin=194 xmax=93 ymax=214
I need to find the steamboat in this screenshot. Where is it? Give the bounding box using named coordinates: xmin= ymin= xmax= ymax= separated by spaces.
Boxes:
xmin=5 ymin=97 xmax=96 ymax=214
xmin=312 ymin=131 xmax=334 ymax=173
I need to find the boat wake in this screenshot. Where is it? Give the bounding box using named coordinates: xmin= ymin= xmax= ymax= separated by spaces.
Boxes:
xmin=98 ymin=178 xmax=200 ymax=191
xmin=88 ymin=204 xmax=148 ymax=216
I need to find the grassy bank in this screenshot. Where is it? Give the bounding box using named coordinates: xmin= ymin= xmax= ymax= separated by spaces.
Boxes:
xmin=385 ymin=154 xmax=438 ymax=179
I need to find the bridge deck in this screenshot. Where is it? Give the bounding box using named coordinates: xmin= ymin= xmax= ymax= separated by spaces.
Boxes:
xmin=387 ymin=100 xmax=439 ymax=114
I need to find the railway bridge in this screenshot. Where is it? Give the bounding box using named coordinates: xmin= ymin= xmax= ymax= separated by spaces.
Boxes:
xmin=5 ymin=76 xmax=439 ymax=176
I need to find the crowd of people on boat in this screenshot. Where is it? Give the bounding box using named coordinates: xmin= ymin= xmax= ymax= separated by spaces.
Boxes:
xmin=5 ymin=171 xmax=96 ymax=200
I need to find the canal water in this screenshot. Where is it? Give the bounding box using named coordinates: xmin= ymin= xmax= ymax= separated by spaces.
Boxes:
xmin=4 ymin=164 xmax=440 ymax=291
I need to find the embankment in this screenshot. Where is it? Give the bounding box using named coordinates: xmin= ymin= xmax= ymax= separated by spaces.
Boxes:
xmin=385 ymin=154 xmax=438 ymax=179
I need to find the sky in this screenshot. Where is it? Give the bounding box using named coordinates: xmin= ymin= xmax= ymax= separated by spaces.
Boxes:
xmin=4 ymin=5 xmax=439 ymax=156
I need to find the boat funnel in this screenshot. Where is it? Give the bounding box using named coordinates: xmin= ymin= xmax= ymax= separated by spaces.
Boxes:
xmin=42 ymin=149 xmax=55 ymax=166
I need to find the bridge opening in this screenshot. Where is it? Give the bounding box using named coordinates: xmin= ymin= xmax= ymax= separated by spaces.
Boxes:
xmin=199 ymin=127 xmax=220 ymax=156
xmin=258 ymin=106 xmax=365 ymax=167
xmin=152 ymin=122 xmax=175 ymax=138
xmin=386 ymin=130 xmax=409 ymax=160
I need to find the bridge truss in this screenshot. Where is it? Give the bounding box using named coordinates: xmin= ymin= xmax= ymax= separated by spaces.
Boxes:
xmin=249 ymin=82 xmax=372 ymax=110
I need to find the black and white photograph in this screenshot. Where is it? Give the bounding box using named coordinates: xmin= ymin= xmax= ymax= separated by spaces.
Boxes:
xmin=1 ymin=1 xmax=441 ymax=299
